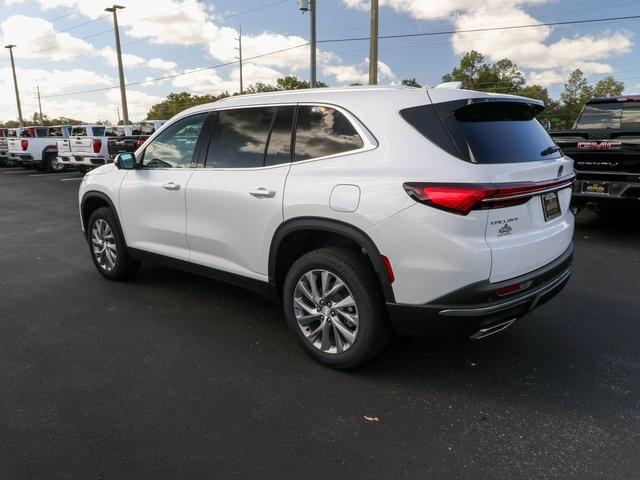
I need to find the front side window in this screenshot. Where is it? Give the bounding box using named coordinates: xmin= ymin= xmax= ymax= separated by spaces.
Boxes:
xmin=294 ymin=106 xmax=364 ymax=161
xmin=141 ymin=113 xmax=207 ymax=169
xmin=206 ymin=107 xmax=276 ymax=168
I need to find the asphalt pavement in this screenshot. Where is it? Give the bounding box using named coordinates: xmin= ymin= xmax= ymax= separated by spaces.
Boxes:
xmin=1 ymin=167 xmax=639 ymax=479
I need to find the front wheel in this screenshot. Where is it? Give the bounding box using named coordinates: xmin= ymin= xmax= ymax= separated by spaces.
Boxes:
xmin=87 ymin=207 xmax=140 ymax=280
xmin=282 ymin=247 xmax=391 ymax=369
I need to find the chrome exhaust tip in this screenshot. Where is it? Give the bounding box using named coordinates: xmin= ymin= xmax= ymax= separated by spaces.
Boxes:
xmin=470 ymin=318 xmax=517 ymax=340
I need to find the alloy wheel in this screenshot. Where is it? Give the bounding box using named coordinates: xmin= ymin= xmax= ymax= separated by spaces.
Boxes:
xmin=293 ymin=269 xmax=359 ymax=354
xmin=91 ymin=219 xmax=117 ymax=271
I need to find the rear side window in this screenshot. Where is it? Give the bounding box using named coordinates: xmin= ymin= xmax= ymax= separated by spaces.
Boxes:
xmin=206 ymin=107 xmax=276 ymax=168
xmin=71 ymin=127 xmax=87 ymax=137
xmin=142 ymin=113 xmax=207 ymax=169
xmin=400 ymin=100 xmax=560 ymax=164
xmin=294 ymin=106 xmax=364 ymax=161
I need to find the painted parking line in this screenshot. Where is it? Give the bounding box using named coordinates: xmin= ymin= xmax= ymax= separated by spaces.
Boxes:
xmin=28 ymin=172 xmax=79 ymax=177
xmin=4 ymin=170 xmax=31 ymax=174
xmin=60 ymin=177 xmax=83 ymax=182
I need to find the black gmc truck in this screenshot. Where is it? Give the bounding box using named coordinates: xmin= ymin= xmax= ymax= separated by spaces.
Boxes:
xmin=106 ymin=120 xmax=165 ymax=159
xmin=550 ymin=96 xmax=640 ymax=212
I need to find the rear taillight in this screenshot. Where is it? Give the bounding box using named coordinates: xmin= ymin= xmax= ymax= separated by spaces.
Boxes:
xmin=403 ymin=174 xmax=575 ymax=215
xmin=92 ymin=138 xmax=102 ymax=153
xmin=136 ymin=138 xmax=145 ymax=148
xmin=28 ymin=128 xmax=35 ymax=137
xmin=496 ymin=281 xmax=532 ymax=297
xmin=21 ymin=139 xmax=28 ymax=151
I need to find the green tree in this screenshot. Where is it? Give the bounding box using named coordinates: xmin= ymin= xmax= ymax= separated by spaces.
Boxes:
xmin=244 ymin=75 xmax=328 ymax=94
xmin=515 ymin=84 xmax=559 ymax=129
xmin=401 ymin=78 xmax=422 ymax=88
xmin=442 ymin=51 xmax=525 ymax=94
xmin=146 ymin=92 xmax=229 ymax=119
xmin=592 ymin=76 xmax=624 ymax=98
xmin=557 ymin=69 xmax=593 ymax=128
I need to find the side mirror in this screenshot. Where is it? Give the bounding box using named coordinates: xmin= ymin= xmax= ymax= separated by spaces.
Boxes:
xmin=115 ymin=152 xmax=136 ymax=170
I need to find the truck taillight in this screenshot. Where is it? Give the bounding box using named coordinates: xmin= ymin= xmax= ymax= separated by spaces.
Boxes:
xmin=21 ymin=139 xmax=28 ymax=151
xmin=28 ymin=128 xmax=35 ymax=137
xmin=92 ymin=138 xmax=102 ymax=153
xmin=136 ymin=138 xmax=145 ymax=148
xmin=403 ymin=174 xmax=575 ymax=215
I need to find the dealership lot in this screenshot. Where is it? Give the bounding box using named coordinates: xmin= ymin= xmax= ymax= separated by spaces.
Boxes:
xmin=1 ymin=168 xmax=639 ymax=479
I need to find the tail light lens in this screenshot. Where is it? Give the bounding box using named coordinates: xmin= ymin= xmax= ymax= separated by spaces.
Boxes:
xmin=403 ymin=174 xmax=575 ymax=215
xmin=135 ymin=138 xmax=145 ymax=148
xmin=21 ymin=139 xmax=29 ymax=151
xmin=92 ymin=138 xmax=102 ymax=153
xmin=28 ymin=127 xmax=35 ymax=137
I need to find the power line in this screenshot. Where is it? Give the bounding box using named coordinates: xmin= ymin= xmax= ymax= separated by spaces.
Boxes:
xmin=317 ymin=14 xmax=640 ymax=44
xmin=41 ymin=43 xmax=309 ymax=99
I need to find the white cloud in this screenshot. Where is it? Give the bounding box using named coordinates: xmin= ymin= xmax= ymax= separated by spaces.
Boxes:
xmin=323 ymin=59 xmax=396 ymax=84
xmin=148 ymin=58 xmax=177 ymax=70
xmin=1 ymin=15 xmax=94 ymax=60
xmin=342 ymin=0 xmax=633 ymax=87
xmin=171 ymin=63 xmax=285 ymax=94
xmin=99 ymin=46 xmax=146 ymax=68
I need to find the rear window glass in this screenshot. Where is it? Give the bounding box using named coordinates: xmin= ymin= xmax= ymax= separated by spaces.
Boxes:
xmin=92 ymin=127 xmax=105 ymax=136
xmin=7 ymin=129 xmax=17 ymax=137
xmin=105 ymin=127 xmax=126 ymax=137
xmin=48 ymin=126 xmax=64 ymax=137
xmin=401 ymin=100 xmax=560 ymax=164
xmin=577 ymin=101 xmax=640 ymax=129
xmin=132 ymin=123 xmax=155 ymax=136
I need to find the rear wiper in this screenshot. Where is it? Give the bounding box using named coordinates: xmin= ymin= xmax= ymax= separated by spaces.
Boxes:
xmin=540 ymin=146 xmax=560 ymax=156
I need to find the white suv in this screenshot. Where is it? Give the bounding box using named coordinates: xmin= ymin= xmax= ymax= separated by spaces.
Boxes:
xmin=78 ymin=86 xmax=574 ymax=368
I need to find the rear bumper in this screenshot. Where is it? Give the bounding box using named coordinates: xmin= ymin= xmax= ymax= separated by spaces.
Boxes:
xmin=58 ymin=155 xmax=108 ymax=167
xmin=572 ymin=173 xmax=640 ymax=205
xmin=386 ymin=243 xmax=573 ymax=338
xmin=9 ymin=152 xmax=36 ymax=162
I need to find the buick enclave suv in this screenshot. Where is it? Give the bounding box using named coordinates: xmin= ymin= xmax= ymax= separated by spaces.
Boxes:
xmin=79 ymin=86 xmax=574 ymax=368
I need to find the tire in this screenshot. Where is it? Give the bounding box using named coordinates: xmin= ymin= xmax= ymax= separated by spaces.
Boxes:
xmin=282 ymin=247 xmax=391 ymax=369
xmin=87 ymin=207 xmax=140 ymax=281
xmin=45 ymin=152 xmax=64 ymax=173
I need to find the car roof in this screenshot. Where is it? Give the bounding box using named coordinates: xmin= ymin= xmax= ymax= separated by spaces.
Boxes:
xmin=176 ymin=85 xmax=543 ymax=118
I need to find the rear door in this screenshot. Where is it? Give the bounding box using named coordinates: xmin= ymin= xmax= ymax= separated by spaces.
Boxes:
xmin=119 ymin=113 xmax=208 ymax=260
xmin=186 ymin=105 xmax=294 ymax=279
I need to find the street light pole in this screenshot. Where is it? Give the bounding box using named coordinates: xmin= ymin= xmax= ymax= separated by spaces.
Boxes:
xmin=369 ymin=0 xmax=379 ymax=85
xmin=4 ymin=44 xmax=24 ymax=126
xmin=105 ymin=5 xmax=129 ymax=124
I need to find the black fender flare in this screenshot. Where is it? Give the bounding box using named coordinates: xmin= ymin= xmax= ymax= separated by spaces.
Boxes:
xmin=42 ymin=145 xmax=57 ymax=161
xmin=268 ymin=217 xmax=396 ymax=303
xmin=80 ymin=191 xmax=126 ymax=244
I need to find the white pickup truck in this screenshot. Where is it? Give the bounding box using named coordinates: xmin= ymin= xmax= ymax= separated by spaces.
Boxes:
xmin=0 ymin=128 xmax=17 ymax=166
xmin=7 ymin=125 xmax=71 ymax=172
xmin=56 ymin=125 xmax=115 ymax=173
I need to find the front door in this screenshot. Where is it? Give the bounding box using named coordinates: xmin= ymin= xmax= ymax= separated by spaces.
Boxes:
xmin=119 ymin=112 xmax=208 ymax=260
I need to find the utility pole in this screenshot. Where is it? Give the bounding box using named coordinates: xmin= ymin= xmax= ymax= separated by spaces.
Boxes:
xmin=310 ymin=0 xmax=316 ymax=87
xmin=369 ymin=0 xmax=379 ymax=85
xmin=116 ymin=106 xmax=121 ymax=125
xmin=299 ymin=0 xmax=316 ymax=88
xmin=235 ymin=26 xmax=243 ymax=94
xmin=36 ymin=84 xmax=43 ymax=125
xmin=4 ymin=44 xmax=24 ymax=126
xmin=105 ymin=5 xmax=129 ymax=124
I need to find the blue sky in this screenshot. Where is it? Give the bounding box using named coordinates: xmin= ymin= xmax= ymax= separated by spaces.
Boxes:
xmin=1 ymin=0 xmax=638 ymax=122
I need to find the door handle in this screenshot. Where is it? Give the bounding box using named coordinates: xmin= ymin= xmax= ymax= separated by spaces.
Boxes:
xmin=162 ymin=182 xmax=181 ymax=191
xmin=249 ymin=188 xmax=276 ymax=198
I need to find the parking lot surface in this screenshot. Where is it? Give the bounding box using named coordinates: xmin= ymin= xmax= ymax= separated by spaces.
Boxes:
xmin=1 ymin=167 xmax=639 ymax=479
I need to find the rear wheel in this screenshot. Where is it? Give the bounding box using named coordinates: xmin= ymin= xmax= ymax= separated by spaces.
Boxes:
xmin=45 ymin=152 xmax=64 ymax=173
xmin=282 ymin=247 xmax=390 ymax=369
xmin=87 ymin=207 xmax=140 ymax=280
